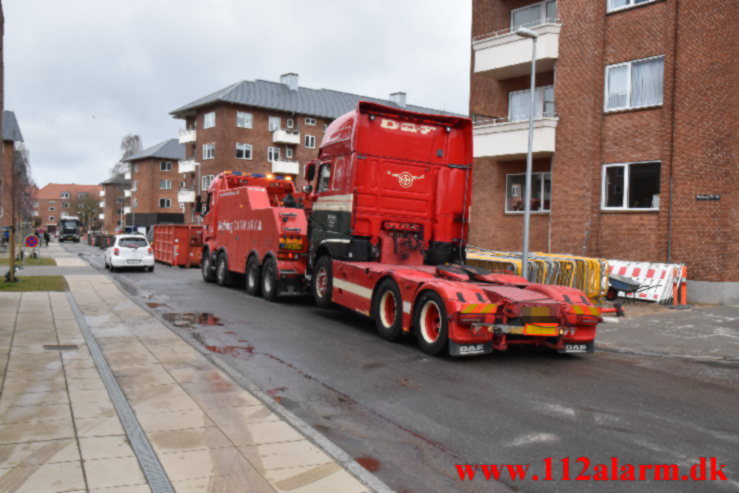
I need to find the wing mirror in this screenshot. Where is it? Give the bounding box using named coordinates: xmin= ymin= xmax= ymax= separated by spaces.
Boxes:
xmin=304 ymin=161 xmax=316 ymax=182
xmin=302 ymin=184 xmax=313 ymax=194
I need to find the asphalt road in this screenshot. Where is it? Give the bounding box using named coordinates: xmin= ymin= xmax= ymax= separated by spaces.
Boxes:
xmin=70 ymin=242 xmax=738 ymax=492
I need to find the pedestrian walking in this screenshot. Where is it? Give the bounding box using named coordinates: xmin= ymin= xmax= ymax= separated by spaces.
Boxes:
xmin=43 ymin=230 xmax=50 ymax=247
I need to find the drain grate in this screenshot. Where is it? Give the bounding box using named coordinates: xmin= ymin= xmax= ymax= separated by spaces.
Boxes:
xmin=43 ymin=344 xmax=78 ymax=351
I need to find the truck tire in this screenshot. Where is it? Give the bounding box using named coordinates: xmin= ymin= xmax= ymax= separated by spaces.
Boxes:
xmin=201 ymin=250 xmax=215 ymax=283
xmin=261 ymin=257 xmax=279 ymax=301
xmin=312 ymin=256 xmax=333 ymax=308
xmin=373 ymin=279 xmax=403 ymax=341
xmin=414 ymin=291 xmax=449 ymax=356
xmin=216 ymin=252 xmax=232 ymax=286
xmin=245 ymin=256 xmax=261 ymax=296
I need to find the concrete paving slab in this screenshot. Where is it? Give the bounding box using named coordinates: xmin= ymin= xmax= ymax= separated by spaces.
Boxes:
xmin=0 ymin=460 xmax=86 ymax=492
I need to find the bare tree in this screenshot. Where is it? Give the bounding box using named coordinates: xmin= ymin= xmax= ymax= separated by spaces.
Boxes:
xmin=120 ymin=134 xmax=143 ymax=160
xmin=69 ymin=195 xmax=102 ymax=232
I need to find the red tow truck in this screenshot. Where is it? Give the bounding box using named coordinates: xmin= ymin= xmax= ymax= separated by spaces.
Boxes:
xmin=199 ymin=102 xmax=602 ymax=357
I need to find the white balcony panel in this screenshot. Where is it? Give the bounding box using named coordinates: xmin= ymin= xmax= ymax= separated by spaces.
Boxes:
xmin=99 ymin=201 xmax=105 ymax=208
xmin=178 ymin=159 xmax=199 ymax=174
xmin=473 ymin=23 xmax=560 ymax=79
xmin=99 ymin=190 xmax=105 ymax=197
xmin=473 ymin=117 xmax=558 ymax=160
xmin=272 ymin=129 xmax=300 ymax=145
xmin=123 ymin=206 xmax=131 ymax=214
xmin=178 ymin=190 xmax=196 ymax=203
xmin=98 ymin=213 xmax=105 ymax=220
xmin=179 ymin=128 xmax=197 ymax=144
xmin=124 ymin=171 xmax=131 ymax=180
xmin=271 ymin=160 xmax=300 ymax=175
xmin=124 ymin=189 xmax=132 ymax=198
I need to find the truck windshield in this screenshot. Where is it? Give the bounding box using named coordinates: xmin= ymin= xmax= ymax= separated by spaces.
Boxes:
xmin=62 ymin=221 xmax=78 ymax=230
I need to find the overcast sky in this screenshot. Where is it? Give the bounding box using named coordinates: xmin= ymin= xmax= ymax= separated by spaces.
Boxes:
xmin=4 ymin=0 xmax=472 ymax=188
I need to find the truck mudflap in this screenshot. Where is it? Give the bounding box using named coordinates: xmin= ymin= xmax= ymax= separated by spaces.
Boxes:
xmin=449 ymin=341 xmax=493 ymax=357
xmin=559 ymin=341 xmax=595 ymax=354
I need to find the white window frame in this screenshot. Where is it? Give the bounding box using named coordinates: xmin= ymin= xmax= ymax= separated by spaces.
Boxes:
xmin=304 ymin=135 xmax=316 ymax=149
xmin=236 ymin=111 xmax=253 ymax=129
xmin=235 ymin=143 xmax=253 ymax=160
xmin=286 ymin=118 xmax=295 ymax=129
xmin=160 ymin=179 xmax=172 ymax=190
xmin=601 ymin=161 xmax=661 ymax=211
xmin=202 ymin=143 xmax=215 ymax=160
xmin=32 ymin=201 xmax=39 ymax=207
xmin=49 ymin=207 xmax=55 ymax=211
xmin=268 ymin=116 xmax=281 ymax=131
xmin=62 ymin=202 xmax=69 ymax=208
xmin=305 ymin=117 xmax=317 ymax=126
xmin=133 ymin=163 xmax=139 ymax=172
xmin=201 ymin=175 xmax=215 ymax=191
xmin=60 ymin=192 xmax=70 ymax=199
xmin=160 ymin=161 xmax=172 ymax=172
xmin=504 ymin=172 xmax=552 ymax=214
xmin=607 ymin=0 xmax=659 ymax=13
xmin=604 ymin=55 xmax=664 ymax=112
xmin=49 ymin=216 xmax=55 ymax=222
xmin=267 ymin=147 xmax=280 ymax=162
xmin=159 ymin=198 xmax=171 ymax=208
xmin=510 ymin=0 xmax=558 ymax=29
xmin=285 ymin=148 xmax=294 ymax=159
xmin=203 ymin=111 xmax=216 ymax=129
xmin=508 ymin=85 xmax=555 ymax=121
xmin=132 ymin=181 xmax=138 ymax=191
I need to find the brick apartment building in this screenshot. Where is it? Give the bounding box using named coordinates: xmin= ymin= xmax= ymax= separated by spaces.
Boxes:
xmin=1 ymin=110 xmax=23 ymax=228
xmin=470 ymin=0 xmax=737 ymax=303
xmin=122 ymin=139 xmax=186 ymax=227
xmin=33 ymin=183 xmax=102 ymax=233
xmin=170 ymin=73 xmax=457 ymax=223
xmin=99 ymin=173 xmax=130 ymax=233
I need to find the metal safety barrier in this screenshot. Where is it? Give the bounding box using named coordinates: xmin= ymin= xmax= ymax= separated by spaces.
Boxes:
xmin=607 ymin=260 xmax=687 ymax=304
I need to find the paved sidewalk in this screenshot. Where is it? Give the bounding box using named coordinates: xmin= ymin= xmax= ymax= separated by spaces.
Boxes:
xmin=1 ymin=243 xmax=95 ymax=276
xmin=0 ymin=246 xmax=374 ymax=492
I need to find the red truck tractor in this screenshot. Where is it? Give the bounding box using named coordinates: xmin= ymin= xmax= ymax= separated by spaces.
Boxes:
xmin=199 ymin=102 xmax=602 ymax=357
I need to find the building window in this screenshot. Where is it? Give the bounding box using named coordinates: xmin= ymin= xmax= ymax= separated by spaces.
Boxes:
xmin=268 ymin=116 xmax=281 ymax=131
xmin=509 ymin=85 xmax=555 ymax=121
xmin=236 ymin=143 xmax=253 ymax=160
xmin=305 ymin=117 xmax=317 ymax=126
xmin=607 ymin=0 xmax=658 ymax=13
xmin=62 ymin=202 xmax=69 ymax=208
xmin=304 ymin=135 xmax=316 ymax=149
xmin=323 ymin=123 xmax=329 ymax=132
xmin=605 ymin=56 xmax=664 ymax=111
xmin=49 ymin=216 xmax=55 ymax=221
xmin=286 ymin=118 xmax=295 ymax=129
xmin=602 ymin=162 xmax=660 ymax=210
xmin=60 ymin=191 xmax=70 ymax=199
xmin=159 ymin=198 xmax=171 ymax=208
xmin=505 ymin=172 xmax=551 ymax=213
xmin=267 ymin=147 xmax=280 ymax=162
xmin=202 ymin=175 xmax=215 ymax=191
xmin=285 ymin=148 xmax=294 ymax=159
xmin=160 ymin=180 xmax=172 ymax=190
xmin=511 ymin=0 xmax=557 ymax=29
xmin=203 ymin=111 xmax=215 ymax=129
xmin=133 ymin=164 xmax=139 ymax=172
xmin=132 ymin=181 xmax=138 ymax=191
xmin=32 ymin=201 xmax=38 ymax=207
xmin=160 ymin=161 xmax=172 ymax=172
xmin=236 ymin=111 xmax=253 ymax=128
xmin=78 ymin=192 xmax=88 ymax=199
xmin=49 ymin=207 xmax=55 ymax=211
xmin=202 ymin=143 xmax=215 ymax=160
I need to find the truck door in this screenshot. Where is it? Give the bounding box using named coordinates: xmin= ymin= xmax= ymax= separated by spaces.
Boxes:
xmin=309 ymin=159 xmax=353 ymax=256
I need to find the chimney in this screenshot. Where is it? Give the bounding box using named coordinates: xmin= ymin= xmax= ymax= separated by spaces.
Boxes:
xmin=280 ymin=73 xmax=299 ymax=91
xmin=390 ymin=92 xmax=407 ymax=108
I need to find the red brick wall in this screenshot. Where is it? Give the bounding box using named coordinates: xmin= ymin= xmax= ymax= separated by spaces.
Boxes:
xmin=102 ymin=183 xmax=126 ymax=233
xmin=0 ymin=141 xmax=11 ymax=228
xmin=130 ymin=157 xmax=180 ymax=214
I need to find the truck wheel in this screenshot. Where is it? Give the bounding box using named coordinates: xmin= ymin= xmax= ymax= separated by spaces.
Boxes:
xmin=201 ymin=250 xmax=215 ymax=283
xmin=312 ymin=256 xmax=333 ymax=308
xmin=216 ymin=252 xmax=232 ymax=286
xmin=261 ymin=257 xmax=279 ymax=301
xmin=373 ymin=279 xmax=403 ymax=341
xmin=414 ymin=291 xmax=449 ymax=356
xmin=245 ymin=256 xmax=261 ymax=296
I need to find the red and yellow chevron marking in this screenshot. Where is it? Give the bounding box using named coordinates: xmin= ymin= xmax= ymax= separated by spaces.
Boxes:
xmin=523 ymin=323 xmax=559 ymax=336
xmin=569 ymin=304 xmax=601 ymax=316
xmin=460 ymin=303 xmax=498 ymax=314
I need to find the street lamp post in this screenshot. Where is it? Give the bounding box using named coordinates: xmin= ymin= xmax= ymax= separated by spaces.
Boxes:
xmin=516 ymin=26 xmax=540 ymax=280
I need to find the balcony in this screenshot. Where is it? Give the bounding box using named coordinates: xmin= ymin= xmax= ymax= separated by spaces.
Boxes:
xmin=124 ymin=189 xmax=132 ymax=198
xmin=178 ymin=189 xmax=196 ymax=203
xmin=272 ymin=129 xmax=300 ymax=145
xmin=98 ymin=213 xmax=105 ymax=220
xmin=99 ymin=190 xmax=105 ymax=197
xmin=473 ymin=22 xmax=560 ymax=79
xmin=124 ymin=171 xmax=131 ymax=180
xmin=473 ymin=116 xmax=558 ymax=160
xmin=99 ymin=201 xmax=105 ymax=208
xmin=178 ymin=159 xmax=199 ymax=174
xmin=271 ymin=160 xmax=300 ymax=175
xmin=179 ymin=128 xmax=197 ymax=144
xmin=123 ymin=206 xmax=131 ymax=214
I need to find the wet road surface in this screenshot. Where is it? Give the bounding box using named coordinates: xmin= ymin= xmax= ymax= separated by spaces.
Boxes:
xmin=71 ymin=242 xmax=738 ymax=492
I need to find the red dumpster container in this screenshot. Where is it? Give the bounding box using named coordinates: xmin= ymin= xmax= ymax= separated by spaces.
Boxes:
xmin=152 ymin=225 xmax=203 ymax=267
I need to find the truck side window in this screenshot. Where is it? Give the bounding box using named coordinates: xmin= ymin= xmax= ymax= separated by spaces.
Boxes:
xmin=202 ymin=192 xmax=212 ymax=216
xmin=317 ymin=164 xmax=331 ymax=193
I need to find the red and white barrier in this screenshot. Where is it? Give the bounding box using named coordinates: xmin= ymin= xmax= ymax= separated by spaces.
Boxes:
xmin=608 ymin=260 xmax=686 ymax=304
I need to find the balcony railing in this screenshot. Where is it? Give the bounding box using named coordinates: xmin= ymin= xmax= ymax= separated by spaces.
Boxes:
xmin=178 ymin=159 xmax=199 ymax=174
xmin=124 ymin=189 xmax=132 ymax=198
xmin=473 ymin=21 xmax=560 ymax=79
xmin=99 ymin=190 xmax=105 ymax=197
xmin=179 ymin=128 xmax=197 ymax=144
xmin=99 ymin=201 xmax=105 ymax=208
xmin=271 ymin=160 xmax=300 ymax=175
xmin=272 ymin=129 xmax=300 ymax=145
xmin=178 ymin=189 xmax=196 ymax=203
xmin=473 ymin=114 xmax=558 ymax=160
xmin=123 ymin=206 xmax=131 ymax=214
xmin=98 ymin=213 xmax=105 ymax=220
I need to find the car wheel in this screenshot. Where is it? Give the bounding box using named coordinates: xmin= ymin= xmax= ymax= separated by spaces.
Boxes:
xmin=201 ymin=250 xmax=215 ymax=282
xmin=373 ymin=278 xmax=404 ymax=341
xmin=261 ymin=257 xmax=279 ymax=302
xmin=147 ymin=265 xmax=154 ymax=273
xmin=245 ymin=255 xmax=261 ymax=296
xmin=414 ymin=291 xmax=449 ymax=356
xmin=312 ymin=256 xmax=333 ymax=308
xmin=216 ymin=252 xmax=231 ymax=286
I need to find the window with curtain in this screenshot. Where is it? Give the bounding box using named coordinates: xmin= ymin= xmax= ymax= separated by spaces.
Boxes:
xmin=608 ymin=0 xmax=657 ymax=12
xmin=509 ymin=85 xmax=555 ymax=121
xmin=602 ymin=162 xmax=660 ymax=210
xmin=505 ymin=172 xmax=551 ymax=213
xmin=605 ymin=56 xmax=664 ymax=111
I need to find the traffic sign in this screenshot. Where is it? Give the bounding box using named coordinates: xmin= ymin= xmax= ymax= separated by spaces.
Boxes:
xmin=24 ymin=235 xmax=39 ymax=248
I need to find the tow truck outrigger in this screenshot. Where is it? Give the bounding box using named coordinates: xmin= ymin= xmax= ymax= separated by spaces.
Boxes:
xmin=199 ymin=102 xmax=603 ymax=356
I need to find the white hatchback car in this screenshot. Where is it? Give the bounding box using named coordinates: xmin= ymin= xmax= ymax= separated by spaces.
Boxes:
xmin=104 ymin=235 xmax=155 ymax=272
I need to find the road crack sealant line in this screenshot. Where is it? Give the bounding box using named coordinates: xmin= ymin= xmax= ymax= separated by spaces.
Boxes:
xmin=78 ymin=249 xmax=395 ymax=493
xmin=65 ymin=291 xmax=174 ymax=493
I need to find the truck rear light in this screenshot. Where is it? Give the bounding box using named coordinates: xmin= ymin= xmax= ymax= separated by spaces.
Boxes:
xmin=113 ymin=248 xmax=119 ymax=256
xmin=575 ymin=314 xmax=601 ymax=326
xmin=277 ymin=252 xmax=299 ymax=260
